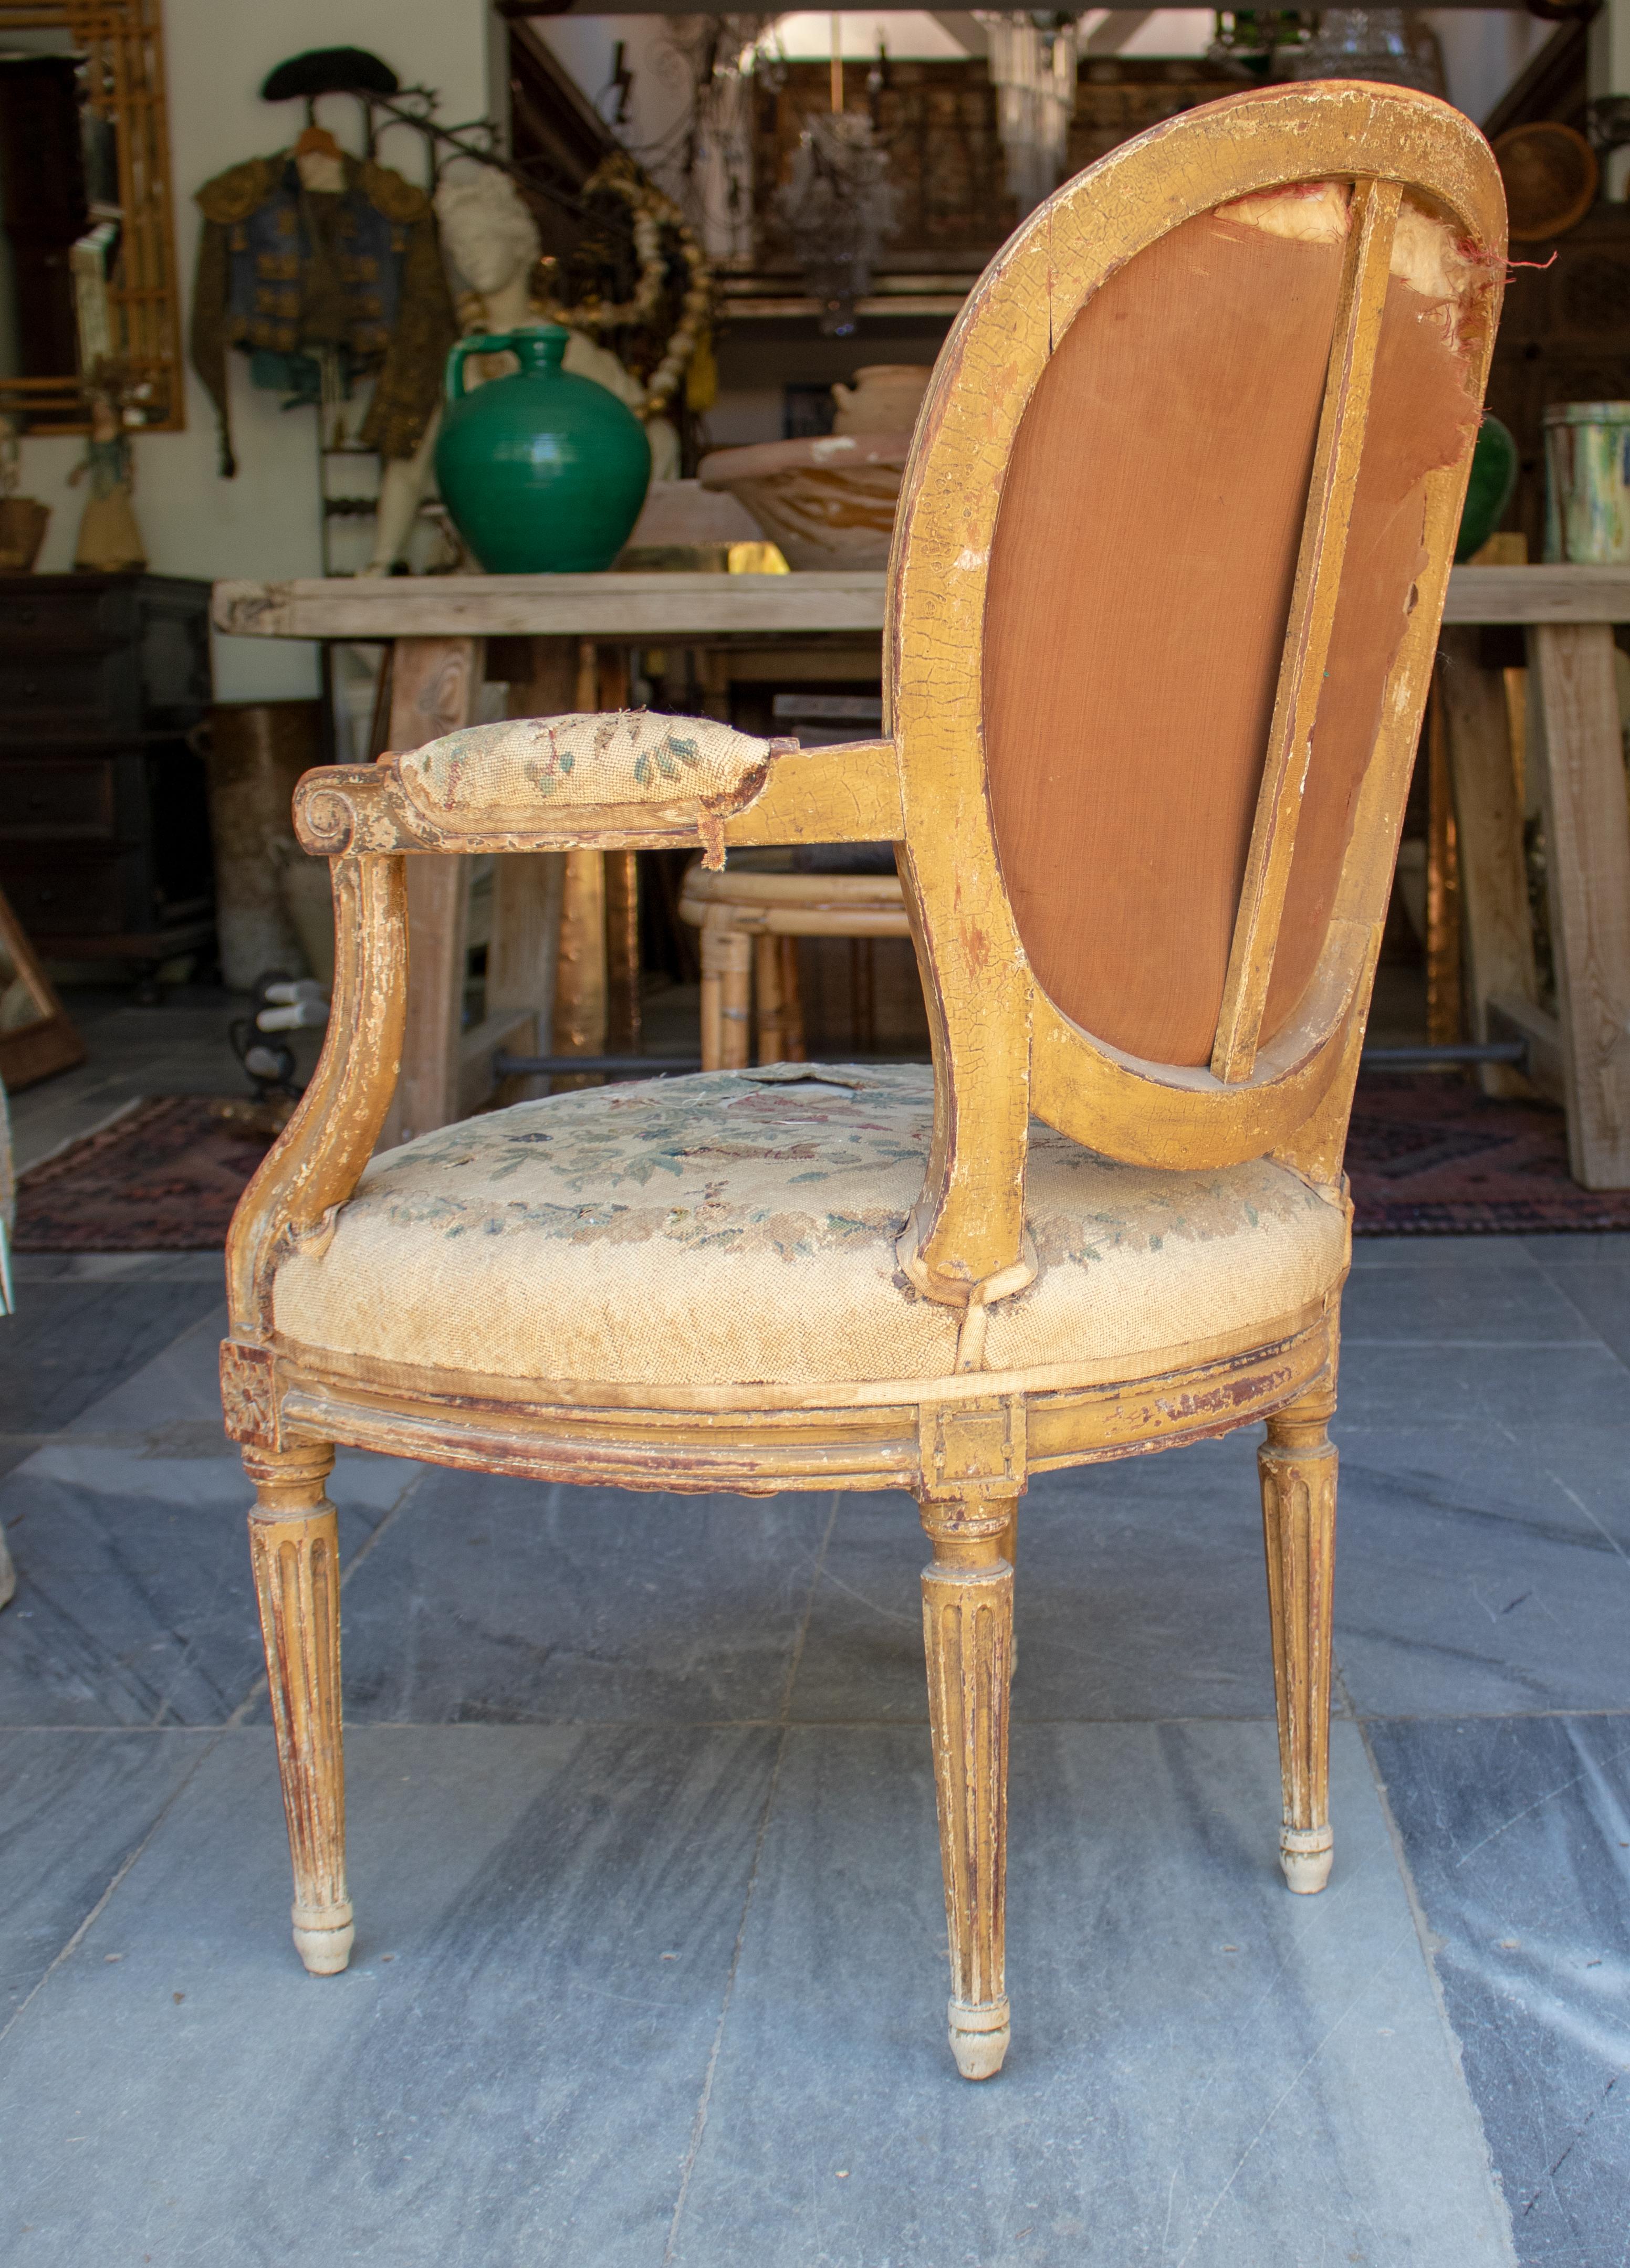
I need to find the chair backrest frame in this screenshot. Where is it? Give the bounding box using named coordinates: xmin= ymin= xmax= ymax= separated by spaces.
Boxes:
xmin=885 ymin=82 xmax=1505 ymax=1306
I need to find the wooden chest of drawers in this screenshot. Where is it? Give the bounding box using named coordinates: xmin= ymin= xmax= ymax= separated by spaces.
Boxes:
xmin=0 ymin=573 xmax=214 ymax=971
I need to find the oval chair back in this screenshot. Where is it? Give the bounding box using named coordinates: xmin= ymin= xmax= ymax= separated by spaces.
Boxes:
xmin=886 ymin=82 xmax=1505 ymax=1306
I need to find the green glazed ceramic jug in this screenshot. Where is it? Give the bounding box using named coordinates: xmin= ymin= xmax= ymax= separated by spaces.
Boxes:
xmin=434 ymin=327 xmax=652 ymax=574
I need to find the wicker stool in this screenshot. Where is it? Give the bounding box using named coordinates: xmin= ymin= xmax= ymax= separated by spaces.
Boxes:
xmin=679 ymin=849 xmax=911 ymax=1069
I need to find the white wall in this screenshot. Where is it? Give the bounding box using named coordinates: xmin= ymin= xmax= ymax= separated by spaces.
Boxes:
xmin=1424 ymin=10 xmax=1554 ymax=125
xmin=10 ymin=0 xmax=495 ymax=700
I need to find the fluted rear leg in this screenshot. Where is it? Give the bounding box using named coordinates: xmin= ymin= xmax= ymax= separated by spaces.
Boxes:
xmin=245 ymin=1441 xmax=354 ymax=1974
xmin=1259 ymin=1381 xmax=1338 ymax=1894
xmin=920 ymin=1493 xmax=1015 ymax=2079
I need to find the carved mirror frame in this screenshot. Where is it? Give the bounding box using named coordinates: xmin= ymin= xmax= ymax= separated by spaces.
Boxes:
xmin=0 ymin=0 xmax=183 ymax=434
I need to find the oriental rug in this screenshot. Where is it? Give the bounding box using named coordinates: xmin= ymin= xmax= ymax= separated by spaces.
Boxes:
xmin=11 ymin=1076 xmax=1627 ymax=1251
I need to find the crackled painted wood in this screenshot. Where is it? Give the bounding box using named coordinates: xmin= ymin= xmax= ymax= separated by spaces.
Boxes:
xmin=217 ymin=88 xmax=1505 ymax=2081
xmin=1259 ymin=1378 xmax=1338 ymax=1895
xmin=245 ymin=1439 xmax=353 ymax=1975
xmin=921 ymin=1494 xmax=1014 ymax=2079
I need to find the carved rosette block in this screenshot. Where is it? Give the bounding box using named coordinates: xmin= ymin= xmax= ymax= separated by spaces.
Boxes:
xmin=1259 ymin=1387 xmax=1338 ymax=1894
xmin=920 ymin=1495 xmax=1014 ymax=2079
xmin=244 ymin=1441 xmax=353 ymax=1974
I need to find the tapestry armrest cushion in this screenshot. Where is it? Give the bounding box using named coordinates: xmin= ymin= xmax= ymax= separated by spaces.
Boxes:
xmin=393 ymin=711 xmax=790 ymax=836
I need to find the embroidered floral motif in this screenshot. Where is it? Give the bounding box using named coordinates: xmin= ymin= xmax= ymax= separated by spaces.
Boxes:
xmin=273 ymin=1062 xmax=1348 ymax=1389
xmin=395 ymin=711 xmax=772 ymax=827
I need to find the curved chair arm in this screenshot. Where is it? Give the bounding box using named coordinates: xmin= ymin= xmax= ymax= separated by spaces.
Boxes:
xmin=291 ymin=717 xmax=904 ymax=869
xmin=225 ymin=720 xmax=906 ymax=1343
xmin=226 ymin=849 xmax=407 ymax=1341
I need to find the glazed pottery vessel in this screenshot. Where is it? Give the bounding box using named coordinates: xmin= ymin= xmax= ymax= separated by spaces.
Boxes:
xmin=1455 ymin=413 xmax=1518 ymax=561
xmin=830 ymin=364 xmax=932 ymax=435
xmin=434 ymin=326 xmax=651 ymax=573
xmin=696 ymin=435 xmax=912 ymax=569
xmin=1544 ymin=401 xmax=1630 ymax=563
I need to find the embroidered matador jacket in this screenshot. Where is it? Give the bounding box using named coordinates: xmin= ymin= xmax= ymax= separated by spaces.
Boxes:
xmin=191 ymin=152 xmax=456 ymax=475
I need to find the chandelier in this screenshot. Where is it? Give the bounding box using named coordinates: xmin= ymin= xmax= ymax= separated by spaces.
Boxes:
xmin=775 ymin=108 xmax=900 ymax=337
xmin=1286 ymin=10 xmax=1442 ymax=93
xmin=977 ymin=12 xmax=1080 ymax=218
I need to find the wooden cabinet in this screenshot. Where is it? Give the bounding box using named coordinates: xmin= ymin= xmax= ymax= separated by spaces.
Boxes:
xmin=0 ymin=573 xmax=214 ymax=975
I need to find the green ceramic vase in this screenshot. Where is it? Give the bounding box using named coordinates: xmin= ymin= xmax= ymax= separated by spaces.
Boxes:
xmin=1454 ymin=413 xmax=1519 ymax=563
xmin=434 ymin=327 xmax=652 ymax=574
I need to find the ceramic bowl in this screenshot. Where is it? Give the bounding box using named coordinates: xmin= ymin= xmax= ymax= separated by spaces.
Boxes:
xmin=696 ymin=435 xmax=912 ymax=570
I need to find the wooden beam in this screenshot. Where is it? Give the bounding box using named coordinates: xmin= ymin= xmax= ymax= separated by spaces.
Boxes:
xmin=1487 ymin=993 xmax=1565 ymax=1107
xmin=378 ymin=637 xmax=484 ymax=1150
xmin=1527 ymin=622 xmax=1630 ymax=1186
xmin=1211 ymin=176 xmax=1403 ymax=1083
xmin=1438 ymin=626 xmax=1539 ymax=1097
xmin=210 ymin=562 xmax=1630 ymax=648
xmin=1442 ymin=564 xmax=1630 ymax=624
xmin=214 ymin=572 xmax=889 ymax=643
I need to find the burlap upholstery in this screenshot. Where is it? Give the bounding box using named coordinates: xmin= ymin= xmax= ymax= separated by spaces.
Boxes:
xmin=273 ymin=1066 xmax=1347 ymax=1392
xmin=395 ymin=711 xmax=772 ymax=833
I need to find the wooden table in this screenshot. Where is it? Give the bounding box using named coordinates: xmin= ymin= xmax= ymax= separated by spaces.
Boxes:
xmin=214 ymin=564 xmax=1630 ymax=1186
xmin=213 ymin=574 xmax=887 ymax=1147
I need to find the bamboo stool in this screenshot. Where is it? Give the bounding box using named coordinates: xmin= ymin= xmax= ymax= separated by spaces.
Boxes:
xmin=679 ymin=851 xmax=910 ymax=1068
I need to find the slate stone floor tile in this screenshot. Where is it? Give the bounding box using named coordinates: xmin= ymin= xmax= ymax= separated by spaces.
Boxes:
xmin=0 ymin=1282 xmax=226 ymax=1472
xmin=331 ymin=1467 xmax=839 ymax=1726
xmin=1340 ymin=1251 xmax=1593 ymax=1345
xmin=1333 ymin=1338 xmax=1630 ymax=1433
xmin=791 ymin=1442 xmax=1283 ymax=1726
xmin=56 ymin=1297 xmax=230 ymax=1441
xmin=1367 ymin=1717 xmax=1630 ymax=2268
xmin=1524 ymin=1256 xmax=1630 ymax=1375
xmin=1330 ymin=1425 xmax=1630 ymax=1717
xmin=1351 ymin=1236 xmax=1568 ymax=1269
xmin=0 ymin=1444 xmax=421 ymax=1728
xmin=1522 ymin=1232 xmax=1630 ymax=1267
xmin=670 ymin=1720 xmax=1513 ymax=2268
xmin=0 ymin=1723 xmax=778 ymax=2268
xmin=0 ymin=1728 xmax=216 ymax=2014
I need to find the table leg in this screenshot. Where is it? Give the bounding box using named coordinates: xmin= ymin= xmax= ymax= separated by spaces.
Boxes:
xmin=755 ymin=932 xmax=787 ymax=1064
xmin=1424 ymin=679 xmax=1462 ymax=1049
xmin=378 ymin=635 xmax=483 ymax=1151
xmin=1529 ymin=622 xmax=1630 ymax=1188
xmin=550 ymin=642 xmax=611 ymax=1087
xmin=1439 ymin=628 xmax=1539 ymax=1099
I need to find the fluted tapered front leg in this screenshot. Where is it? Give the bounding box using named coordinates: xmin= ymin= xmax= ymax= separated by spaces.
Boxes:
xmin=1259 ymin=1382 xmax=1338 ymax=1894
xmin=920 ymin=1494 xmax=1015 ymax=2080
xmin=245 ymin=1441 xmax=353 ymax=1975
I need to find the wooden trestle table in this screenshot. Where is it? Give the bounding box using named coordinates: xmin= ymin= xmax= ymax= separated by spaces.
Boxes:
xmin=214 ymin=563 xmax=1630 ymax=1187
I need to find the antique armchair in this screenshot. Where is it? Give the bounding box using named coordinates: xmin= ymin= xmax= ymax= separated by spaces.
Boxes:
xmin=221 ymin=84 xmax=1503 ymax=2081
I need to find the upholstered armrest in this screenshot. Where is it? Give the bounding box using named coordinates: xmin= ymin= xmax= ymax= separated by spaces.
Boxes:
xmin=292 ymin=711 xmax=904 ymax=868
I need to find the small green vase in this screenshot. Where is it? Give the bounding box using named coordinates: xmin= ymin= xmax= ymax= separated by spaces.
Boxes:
xmin=434 ymin=327 xmax=652 ymax=574
xmin=1455 ymin=413 xmax=1519 ymax=563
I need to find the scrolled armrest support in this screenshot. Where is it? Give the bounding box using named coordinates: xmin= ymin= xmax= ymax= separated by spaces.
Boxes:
xmin=226 ymin=849 xmax=408 ymax=1340
xmin=291 ymin=716 xmax=904 ymax=863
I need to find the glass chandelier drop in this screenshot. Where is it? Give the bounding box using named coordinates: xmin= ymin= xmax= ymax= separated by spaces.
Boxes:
xmin=977 ymin=13 xmax=1080 ymax=218
xmin=775 ymin=110 xmax=900 ymax=337
xmin=1287 ymin=10 xmax=1442 ymax=94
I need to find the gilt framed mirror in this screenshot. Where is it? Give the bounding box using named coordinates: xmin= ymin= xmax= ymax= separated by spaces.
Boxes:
xmin=0 ymin=0 xmax=182 ymax=434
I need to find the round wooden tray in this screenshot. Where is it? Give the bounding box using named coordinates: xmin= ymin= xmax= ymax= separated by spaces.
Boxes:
xmin=1493 ymin=122 xmax=1599 ymax=242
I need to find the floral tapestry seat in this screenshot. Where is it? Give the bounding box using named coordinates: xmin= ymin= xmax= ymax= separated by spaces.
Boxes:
xmin=274 ymin=1064 xmax=1349 ymax=1395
